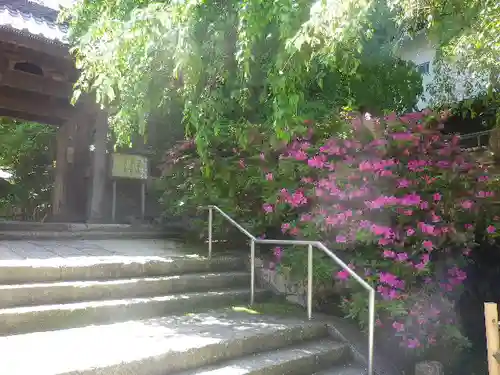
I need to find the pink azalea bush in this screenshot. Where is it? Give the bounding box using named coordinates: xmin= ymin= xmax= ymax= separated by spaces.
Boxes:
xmin=160 ymin=109 xmax=500 ymax=353
xmin=262 ymin=110 xmax=498 ymax=351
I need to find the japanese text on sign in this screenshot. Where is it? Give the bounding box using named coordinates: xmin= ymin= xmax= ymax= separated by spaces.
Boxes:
xmin=111 ymin=153 xmax=148 ymax=180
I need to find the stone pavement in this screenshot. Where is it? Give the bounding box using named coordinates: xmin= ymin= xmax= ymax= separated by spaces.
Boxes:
xmin=0 ymin=239 xmax=197 ymax=261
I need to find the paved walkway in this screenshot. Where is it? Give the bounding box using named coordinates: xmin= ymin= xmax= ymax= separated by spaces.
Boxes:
xmin=0 ymin=239 xmax=199 ymax=261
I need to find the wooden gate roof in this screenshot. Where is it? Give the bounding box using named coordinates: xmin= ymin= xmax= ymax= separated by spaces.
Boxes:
xmin=0 ymin=0 xmax=68 ymax=44
xmin=0 ymin=1 xmax=77 ymax=126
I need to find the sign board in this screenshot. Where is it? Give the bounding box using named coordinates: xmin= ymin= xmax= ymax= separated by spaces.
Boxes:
xmin=111 ymin=153 xmax=148 ymax=180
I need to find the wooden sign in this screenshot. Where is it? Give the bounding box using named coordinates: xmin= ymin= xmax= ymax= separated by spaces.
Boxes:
xmin=111 ymin=153 xmax=148 ymax=180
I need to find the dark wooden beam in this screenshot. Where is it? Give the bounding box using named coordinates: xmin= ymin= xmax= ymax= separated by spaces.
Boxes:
xmin=0 ymin=29 xmax=69 ymax=59
xmin=0 ymin=39 xmax=77 ymax=81
xmin=0 ymin=87 xmax=73 ymax=122
xmin=0 ymin=69 xmax=73 ymax=98
xmin=0 ymin=108 xmax=64 ymax=126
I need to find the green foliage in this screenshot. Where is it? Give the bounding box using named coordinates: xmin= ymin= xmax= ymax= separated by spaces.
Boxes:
xmin=63 ymin=0 xmax=422 ymax=156
xmin=0 ymin=119 xmax=56 ymax=219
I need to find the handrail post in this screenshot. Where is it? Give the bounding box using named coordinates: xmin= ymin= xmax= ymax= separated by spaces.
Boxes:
xmin=368 ymin=288 xmax=375 ymax=375
xmin=208 ymin=206 xmax=213 ymax=259
xmin=307 ymin=244 xmax=313 ymax=320
xmin=250 ymin=239 xmax=255 ymax=305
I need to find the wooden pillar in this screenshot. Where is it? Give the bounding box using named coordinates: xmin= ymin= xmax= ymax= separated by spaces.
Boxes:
xmin=485 ymin=303 xmax=500 ymax=375
xmin=51 ymin=102 xmax=92 ymax=222
xmin=88 ymin=111 xmax=109 ymax=223
xmin=51 ymin=122 xmax=70 ymax=218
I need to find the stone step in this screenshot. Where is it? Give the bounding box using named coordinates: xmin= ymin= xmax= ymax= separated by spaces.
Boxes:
xmin=174 ymin=339 xmax=348 ymax=375
xmin=312 ymin=363 xmax=368 ymax=374
xmin=0 ymin=230 xmax=170 ymax=240
xmin=0 ymin=271 xmax=250 ymax=308
xmin=0 ymin=255 xmax=244 ymax=284
xmin=0 ymin=310 xmax=333 ymax=374
xmin=0 ymin=289 xmax=270 ymax=336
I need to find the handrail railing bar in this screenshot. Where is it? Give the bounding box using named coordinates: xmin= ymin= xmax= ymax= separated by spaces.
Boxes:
xmin=205 ymin=205 xmax=375 ymax=375
xmin=209 ymin=205 xmax=257 ymax=241
xmin=458 ymin=129 xmax=493 ymax=140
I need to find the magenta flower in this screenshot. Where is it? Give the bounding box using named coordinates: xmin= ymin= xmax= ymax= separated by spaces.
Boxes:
xmin=406 ymin=228 xmax=415 ymax=236
xmin=273 ymin=247 xmax=283 ymax=261
xmin=336 ymin=235 xmax=347 ymax=243
xmin=433 ymin=193 xmax=442 ymax=201
xmin=383 ymin=250 xmax=396 ymax=259
xmin=397 ymin=179 xmax=410 ymax=188
xmin=396 ymin=252 xmax=408 ymax=262
xmin=392 ymin=321 xmax=405 ymax=332
xmin=422 ymin=240 xmax=433 ymax=251
xmin=406 ymin=338 xmax=421 ymax=349
xmin=308 ymin=155 xmax=326 ymax=169
xmin=487 ymin=225 xmax=496 ymax=234
xmin=461 ymin=200 xmax=473 ymax=209
xmin=262 ymin=203 xmax=273 ymax=213
xmin=336 ymin=269 xmax=350 ymax=280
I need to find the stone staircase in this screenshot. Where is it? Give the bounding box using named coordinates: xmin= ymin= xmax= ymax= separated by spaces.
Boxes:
xmin=0 ymin=235 xmax=369 ymax=375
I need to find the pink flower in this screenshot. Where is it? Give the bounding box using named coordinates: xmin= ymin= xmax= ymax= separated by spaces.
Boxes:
xmin=391 ymin=132 xmax=415 ymax=141
xmin=265 ymin=173 xmax=273 ymax=181
xmin=273 ymin=247 xmax=283 ymax=261
xmin=336 ymin=235 xmax=347 ymax=243
xmin=422 ymin=240 xmax=434 ymax=251
xmin=392 ymin=321 xmax=405 ymax=332
xmin=397 ymin=179 xmax=410 ymax=188
xmin=400 ymin=193 xmax=421 ymax=206
xmin=406 ymin=228 xmax=415 ymax=236
xmin=262 ymin=203 xmax=273 ymax=213
xmin=396 ymin=252 xmax=408 ymax=262
xmin=418 ymin=222 xmax=435 ymax=235
xmin=383 ymin=250 xmax=396 ymax=259
xmin=419 ymin=201 xmax=429 ymax=210
xmin=433 ymin=193 xmax=442 ymax=201
xmin=281 ymin=223 xmax=291 ymax=233
xmin=487 ymin=225 xmax=496 ymax=234
xmin=259 ymin=153 xmax=266 ymax=161
xmin=336 ymin=269 xmax=350 ymax=280
xmin=300 ymin=213 xmax=313 ymax=222
xmin=379 ymin=272 xmax=405 ymax=289
xmin=308 ymin=155 xmax=326 ymax=169
xmin=461 ymin=200 xmax=473 ymax=209
xmin=239 ymin=159 xmax=246 ymax=168
xmin=407 ymin=338 xmax=421 ymax=349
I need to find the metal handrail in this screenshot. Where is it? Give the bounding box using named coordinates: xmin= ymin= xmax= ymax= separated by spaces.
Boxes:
xmin=458 ymin=129 xmax=493 ymax=149
xmin=205 ymin=205 xmax=375 ymax=375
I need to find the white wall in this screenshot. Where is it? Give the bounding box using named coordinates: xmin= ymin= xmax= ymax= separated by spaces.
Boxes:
xmin=397 ymin=33 xmax=486 ymax=109
xmin=397 ymin=33 xmax=436 ymax=109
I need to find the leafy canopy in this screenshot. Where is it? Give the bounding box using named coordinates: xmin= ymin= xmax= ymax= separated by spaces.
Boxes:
xmin=62 ymin=0 xmax=422 ymax=155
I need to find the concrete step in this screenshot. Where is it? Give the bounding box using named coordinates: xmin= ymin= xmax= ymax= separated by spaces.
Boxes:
xmin=174 ymin=339 xmax=348 ymax=375
xmin=0 ymin=289 xmax=270 ymax=335
xmin=0 ymin=271 xmax=250 ymax=308
xmin=0 ymin=222 xmax=175 ymax=240
xmin=0 ymin=255 xmax=245 ymax=284
xmin=0 ymin=230 xmax=169 ymax=240
xmin=0 ymin=310 xmax=332 ymax=374
xmin=312 ymin=363 xmax=368 ymax=374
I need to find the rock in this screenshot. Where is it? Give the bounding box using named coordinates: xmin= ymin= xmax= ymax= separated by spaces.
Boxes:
xmin=415 ymin=361 xmax=444 ymax=375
